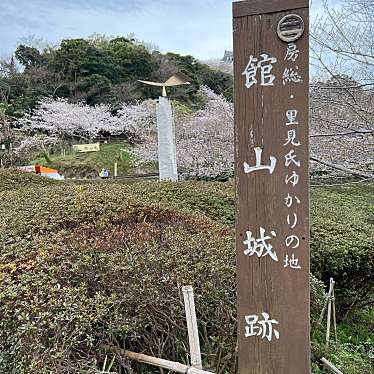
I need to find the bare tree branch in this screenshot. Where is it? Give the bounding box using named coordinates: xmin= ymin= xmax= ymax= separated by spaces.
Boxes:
xmin=310 ymin=130 xmax=373 ymax=137
xmin=310 ymin=156 xmax=373 ymax=179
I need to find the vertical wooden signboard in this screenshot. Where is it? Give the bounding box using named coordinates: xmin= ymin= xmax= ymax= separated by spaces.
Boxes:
xmin=233 ymin=1 xmax=310 ymax=373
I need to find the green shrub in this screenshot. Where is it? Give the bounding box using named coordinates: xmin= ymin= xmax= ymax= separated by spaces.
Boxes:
xmin=311 ymin=342 xmax=372 ymax=374
xmin=0 ymin=180 xmax=325 ymax=373
xmin=310 ymin=185 xmax=374 ymax=316
xmin=0 ymin=168 xmax=56 ymax=192
xmin=0 ymin=190 xmax=235 ymax=372
xmin=0 ymin=172 xmax=372 ymax=373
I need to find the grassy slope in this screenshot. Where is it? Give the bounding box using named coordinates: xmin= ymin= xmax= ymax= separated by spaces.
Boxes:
xmin=0 ymin=172 xmax=372 ymax=373
xmin=30 ymin=144 xmax=133 ymax=178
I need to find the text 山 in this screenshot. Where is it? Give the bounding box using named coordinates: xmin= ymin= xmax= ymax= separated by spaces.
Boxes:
xmin=243 ymin=147 xmax=276 ymax=175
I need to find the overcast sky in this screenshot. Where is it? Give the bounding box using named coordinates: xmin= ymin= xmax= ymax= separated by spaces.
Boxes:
xmin=1 ymin=0 xmax=332 ymax=60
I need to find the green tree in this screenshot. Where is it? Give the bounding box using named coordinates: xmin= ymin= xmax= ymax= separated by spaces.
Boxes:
xmin=73 ymin=74 xmax=112 ymax=105
xmin=107 ymin=37 xmax=156 ymax=81
xmin=3 ymin=35 xmax=234 ymax=114
xmin=15 ymin=45 xmax=45 ymax=69
xmin=52 ymin=39 xmax=91 ymax=82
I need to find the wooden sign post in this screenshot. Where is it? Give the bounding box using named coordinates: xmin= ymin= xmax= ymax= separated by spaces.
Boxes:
xmin=233 ymin=1 xmax=310 ymax=373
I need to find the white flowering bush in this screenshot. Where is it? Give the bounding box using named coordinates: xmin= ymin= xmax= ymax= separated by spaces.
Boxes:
xmin=18 ymin=99 xmax=113 ymax=140
xmin=116 ymin=99 xmax=156 ymax=141
xmin=17 ymin=98 xmax=156 ymax=141
xmin=177 ymin=86 xmax=234 ymax=178
xmin=13 ymin=135 xmax=58 ymax=156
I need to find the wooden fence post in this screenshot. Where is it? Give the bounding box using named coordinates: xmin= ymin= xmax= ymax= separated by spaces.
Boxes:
xmin=182 ymin=285 xmax=203 ymax=370
xmin=114 ymin=162 xmax=118 ymax=178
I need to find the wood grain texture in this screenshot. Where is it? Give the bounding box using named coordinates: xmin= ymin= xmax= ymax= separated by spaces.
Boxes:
xmin=233 ymin=0 xmax=308 ymax=17
xmin=233 ymin=4 xmax=310 ymax=374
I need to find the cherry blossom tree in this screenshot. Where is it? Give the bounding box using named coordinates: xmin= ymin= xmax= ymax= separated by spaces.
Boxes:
xmin=133 ymin=84 xmax=372 ymax=180
xmin=14 ymin=83 xmax=371 ymax=180
xmin=17 ymin=98 xmax=156 ymax=142
xmin=13 ymin=135 xmax=58 ymax=161
xmin=310 ymin=82 xmax=373 ymax=178
xmin=18 ymin=98 xmax=115 ymax=140
xmin=176 ymin=86 xmax=234 ymax=178
xmin=116 ymin=99 xmax=156 ymax=141
xmin=310 ymin=0 xmax=374 ymax=178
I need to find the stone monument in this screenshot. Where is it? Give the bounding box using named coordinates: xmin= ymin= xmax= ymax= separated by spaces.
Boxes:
xmin=138 ymin=73 xmax=190 ymax=181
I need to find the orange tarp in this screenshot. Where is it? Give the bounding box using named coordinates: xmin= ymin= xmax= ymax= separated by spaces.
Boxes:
xmin=19 ymin=165 xmax=59 ymax=174
xmin=39 ymin=166 xmax=59 ymax=174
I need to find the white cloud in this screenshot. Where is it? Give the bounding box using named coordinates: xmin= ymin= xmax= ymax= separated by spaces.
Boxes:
xmin=0 ymin=0 xmax=343 ymax=59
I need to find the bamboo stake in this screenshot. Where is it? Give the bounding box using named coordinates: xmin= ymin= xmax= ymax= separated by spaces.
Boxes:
xmin=321 ymin=357 xmax=344 ymax=374
xmin=182 ymin=285 xmax=203 ymax=370
xmin=326 ymin=278 xmax=335 ymax=348
xmin=332 ymin=282 xmax=338 ymax=344
xmin=318 ymin=289 xmax=330 ymax=326
xmin=317 ymin=278 xmax=338 ymax=344
xmin=102 ymin=345 xmax=214 ymax=374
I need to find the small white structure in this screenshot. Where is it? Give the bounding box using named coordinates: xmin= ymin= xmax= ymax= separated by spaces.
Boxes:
xmin=156 ymin=97 xmax=178 ymax=181
xmin=138 ymin=73 xmax=190 ymax=182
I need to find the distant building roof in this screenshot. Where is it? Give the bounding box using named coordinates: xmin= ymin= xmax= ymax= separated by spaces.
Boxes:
xmin=221 ymin=50 xmax=233 ymax=63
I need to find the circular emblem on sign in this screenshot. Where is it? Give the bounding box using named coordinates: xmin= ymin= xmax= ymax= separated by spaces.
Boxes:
xmin=277 ymin=14 xmax=305 ymax=43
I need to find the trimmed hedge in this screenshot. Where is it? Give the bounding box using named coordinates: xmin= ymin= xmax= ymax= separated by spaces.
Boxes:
xmin=310 ymin=185 xmax=374 ymax=315
xmin=0 ymin=172 xmax=372 ymax=373
xmin=0 ymin=204 xmax=235 ymax=372
xmin=0 ymin=168 xmax=56 ymax=192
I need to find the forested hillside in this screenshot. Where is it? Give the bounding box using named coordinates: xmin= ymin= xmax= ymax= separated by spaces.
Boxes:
xmin=0 ymin=36 xmax=233 ymax=117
